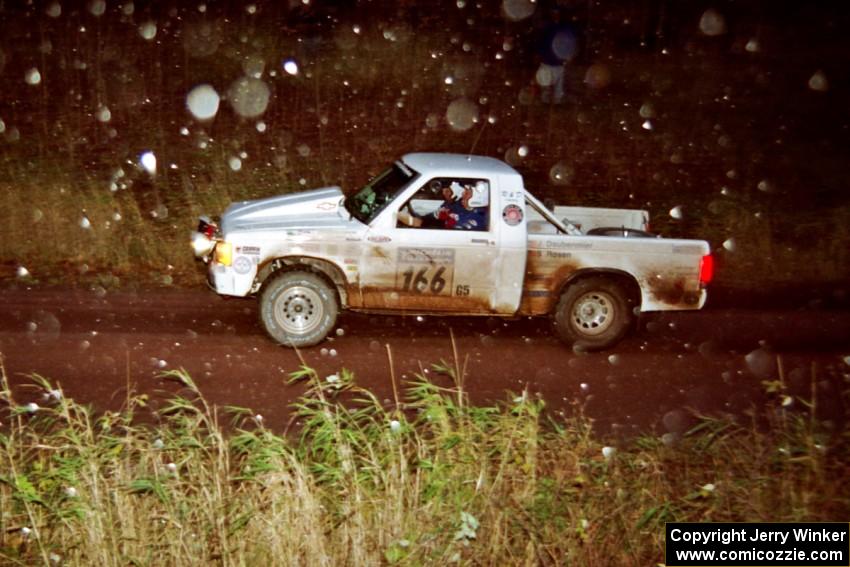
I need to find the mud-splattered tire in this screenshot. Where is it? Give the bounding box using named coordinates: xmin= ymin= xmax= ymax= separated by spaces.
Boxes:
xmin=554 ymin=277 xmax=633 ymax=351
xmin=259 ymin=271 xmax=338 ymax=348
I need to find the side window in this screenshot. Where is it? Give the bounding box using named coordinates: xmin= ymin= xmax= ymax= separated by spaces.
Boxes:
xmin=396 ymin=178 xmax=490 ymax=231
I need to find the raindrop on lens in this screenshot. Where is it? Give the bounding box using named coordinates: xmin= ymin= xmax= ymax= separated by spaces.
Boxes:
xmin=187 ymin=84 xmax=220 ymax=120
xmin=722 ymin=238 xmax=736 ymax=252
xmin=228 ymin=77 xmax=270 ymax=118
xmin=549 ymin=162 xmax=573 ymax=185
xmin=25 ymin=68 xmax=41 ymax=85
xmin=446 ymin=98 xmax=479 ymax=131
xmin=639 ymin=102 xmax=655 ymax=118
xmin=242 ymin=54 xmax=266 ymax=79
xmin=96 ymin=106 xmax=111 ymax=123
xmin=88 ymin=0 xmax=106 ymax=17
xmin=699 ymin=9 xmax=727 ymax=36
xmin=283 ymin=59 xmax=299 ymax=76
xmin=139 ymin=21 xmax=157 ymax=40
xmin=535 ymin=65 xmax=555 ymax=87
xmin=501 ymin=0 xmax=535 ymax=22
xmin=745 ymin=348 xmax=775 ymax=379
xmin=669 ymin=206 xmax=683 ymax=219
xmin=584 ymin=64 xmax=611 ymax=89
xmin=228 ymin=156 xmax=242 ymax=171
xmin=46 ymin=2 xmax=61 ymax=17
xmin=808 ymin=70 xmax=828 ymax=92
xmin=140 ymin=151 xmax=157 ymax=175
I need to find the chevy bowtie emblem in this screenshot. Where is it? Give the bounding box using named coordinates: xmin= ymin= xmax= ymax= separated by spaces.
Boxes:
xmin=316 ymin=202 xmax=336 ymax=210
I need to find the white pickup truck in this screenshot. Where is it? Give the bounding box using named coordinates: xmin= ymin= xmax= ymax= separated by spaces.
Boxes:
xmin=191 ymin=153 xmax=713 ymax=350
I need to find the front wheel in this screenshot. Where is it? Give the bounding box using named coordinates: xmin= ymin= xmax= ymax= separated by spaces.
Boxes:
xmin=554 ymin=278 xmax=634 ymax=351
xmin=259 ymin=271 xmax=338 ymax=348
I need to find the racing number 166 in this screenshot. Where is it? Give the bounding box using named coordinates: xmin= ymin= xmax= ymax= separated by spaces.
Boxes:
xmin=401 ymin=266 xmax=446 ymax=294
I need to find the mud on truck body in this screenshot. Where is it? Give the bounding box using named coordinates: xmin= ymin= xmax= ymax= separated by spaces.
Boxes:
xmin=191 ymin=153 xmax=714 ymax=350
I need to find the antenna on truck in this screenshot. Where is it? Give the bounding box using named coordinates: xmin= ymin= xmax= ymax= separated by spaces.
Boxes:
xmin=467 ymin=119 xmax=489 ymax=158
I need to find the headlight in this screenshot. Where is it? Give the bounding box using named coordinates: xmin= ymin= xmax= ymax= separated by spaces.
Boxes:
xmin=214 ymin=241 xmax=233 ymax=266
xmin=191 ymin=232 xmax=216 ymax=258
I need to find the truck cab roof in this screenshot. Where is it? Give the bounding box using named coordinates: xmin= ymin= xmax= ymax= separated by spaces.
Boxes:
xmin=401 ymin=152 xmax=521 ymax=179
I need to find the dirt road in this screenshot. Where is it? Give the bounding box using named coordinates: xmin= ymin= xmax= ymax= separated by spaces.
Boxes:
xmin=1 ymin=287 xmax=848 ymax=438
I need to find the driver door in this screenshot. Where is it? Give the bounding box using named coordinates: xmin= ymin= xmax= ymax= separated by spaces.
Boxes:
xmin=356 ymin=177 xmax=500 ymax=313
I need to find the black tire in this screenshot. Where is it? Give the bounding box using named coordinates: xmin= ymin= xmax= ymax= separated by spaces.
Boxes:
xmin=554 ymin=277 xmax=634 ymax=351
xmin=259 ymin=270 xmax=338 ymax=348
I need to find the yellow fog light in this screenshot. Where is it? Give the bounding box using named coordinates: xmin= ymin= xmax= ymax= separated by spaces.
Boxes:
xmin=214 ymin=241 xmax=233 ymax=266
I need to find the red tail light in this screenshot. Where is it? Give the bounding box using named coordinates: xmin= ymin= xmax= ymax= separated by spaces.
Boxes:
xmin=699 ymin=254 xmax=714 ymax=286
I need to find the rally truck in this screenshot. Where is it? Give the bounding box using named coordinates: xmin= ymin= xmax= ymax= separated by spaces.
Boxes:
xmin=191 ymin=153 xmax=713 ymax=350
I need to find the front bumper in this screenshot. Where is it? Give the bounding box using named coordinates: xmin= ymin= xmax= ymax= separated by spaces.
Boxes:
xmin=206 ymin=263 xmax=255 ymax=296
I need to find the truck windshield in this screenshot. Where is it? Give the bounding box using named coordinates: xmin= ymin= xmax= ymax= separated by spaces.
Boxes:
xmin=345 ymin=162 xmax=416 ymax=224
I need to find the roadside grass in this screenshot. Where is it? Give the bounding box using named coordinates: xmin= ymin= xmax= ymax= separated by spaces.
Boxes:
xmin=1 ymin=354 xmax=847 ymax=566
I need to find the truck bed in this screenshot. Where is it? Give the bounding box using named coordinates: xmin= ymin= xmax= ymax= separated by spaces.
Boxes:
xmin=526 ymin=205 xmax=648 ymax=235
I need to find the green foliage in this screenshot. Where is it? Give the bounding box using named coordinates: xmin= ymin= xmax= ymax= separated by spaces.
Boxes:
xmin=0 ymin=360 xmax=847 ymax=566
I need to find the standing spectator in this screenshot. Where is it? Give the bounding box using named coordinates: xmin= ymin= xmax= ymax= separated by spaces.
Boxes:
xmin=536 ymin=8 xmax=579 ymax=104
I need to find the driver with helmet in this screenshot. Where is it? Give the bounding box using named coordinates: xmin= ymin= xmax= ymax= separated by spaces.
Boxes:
xmin=398 ymin=180 xmax=488 ymax=231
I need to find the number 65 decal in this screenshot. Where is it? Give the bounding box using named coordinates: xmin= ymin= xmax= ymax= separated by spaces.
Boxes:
xmin=401 ymin=266 xmax=447 ymax=294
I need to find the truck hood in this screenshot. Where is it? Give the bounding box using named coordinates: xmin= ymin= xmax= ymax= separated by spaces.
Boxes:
xmin=221 ymin=187 xmax=358 ymax=233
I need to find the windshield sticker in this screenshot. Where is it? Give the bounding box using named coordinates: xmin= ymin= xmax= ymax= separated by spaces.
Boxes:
xmin=502 ymin=204 xmax=523 ymax=226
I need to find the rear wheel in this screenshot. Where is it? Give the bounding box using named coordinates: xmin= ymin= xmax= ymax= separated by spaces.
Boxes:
xmin=259 ymin=271 xmax=338 ymax=348
xmin=554 ymin=277 xmax=634 ymax=350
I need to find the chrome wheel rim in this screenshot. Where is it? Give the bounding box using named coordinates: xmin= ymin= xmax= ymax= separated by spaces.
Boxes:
xmin=274 ymin=286 xmax=323 ymax=336
xmin=570 ymin=291 xmax=615 ymax=336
